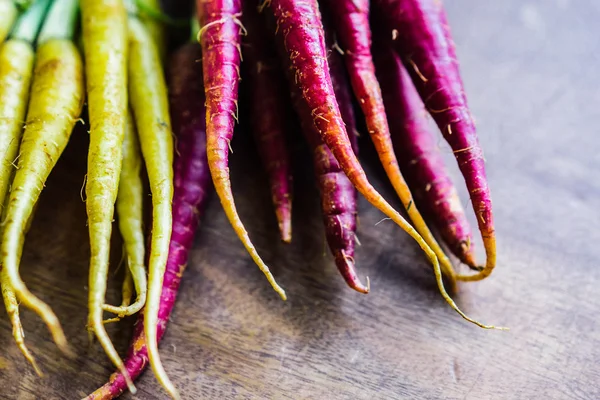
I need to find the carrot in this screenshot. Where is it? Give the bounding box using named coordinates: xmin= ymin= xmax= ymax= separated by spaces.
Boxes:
xmin=241 ymin=0 xmax=293 ymax=243
xmin=321 ymin=2 xmax=458 ymax=286
xmin=81 ymin=0 xmax=135 ymax=392
xmin=196 ymin=0 xmax=285 ymax=299
xmin=85 ymin=41 xmax=212 ymax=400
xmin=267 ymin=0 xmax=498 ymax=328
xmin=0 ymin=1 xmax=39 ymax=374
xmin=102 ymin=111 xmax=147 ymax=318
xmin=1 ymin=0 xmax=83 ymax=362
xmin=373 ymin=0 xmax=496 ymax=280
xmin=0 ymin=0 xmax=17 ymax=43
xmin=127 ymin=13 xmax=176 ymax=398
xmin=372 ymin=40 xmax=476 ymax=266
xmin=289 ymin=67 xmax=367 ymax=293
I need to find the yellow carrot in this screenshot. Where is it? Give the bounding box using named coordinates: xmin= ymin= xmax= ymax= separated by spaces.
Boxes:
xmin=81 ymin=0 xmax=135 ymax=392
xmin=0 ymin=0 xmax=55 ymax=370
xmin=127 ymin=15 xmax=176 ymax=398
xmin=1 ymin=39 xmax=84 ymax=358
xmin=103 ymin=110 xmax=147 ymax=318
xmin=0 ymin=0 xmax=17 ymax=43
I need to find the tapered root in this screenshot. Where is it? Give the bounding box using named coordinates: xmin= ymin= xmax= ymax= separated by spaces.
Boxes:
xmin=89 ymin=317 xmax=136 ymax=394
xmin=335 ymin=253 xmax=369 ymax=294
xmin=2 ymin=279 xmax=43 ymax=376
xmin=13 ymin=283 xmax=74 ymax=358
xmin=455 ymin=233 xmax=496 ymax=281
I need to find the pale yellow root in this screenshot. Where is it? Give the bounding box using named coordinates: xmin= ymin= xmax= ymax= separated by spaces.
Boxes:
xmin=81 ymin=0 xmax=135 ymax=393
xmin=128 ymin=16 xmax=177 ymax=399
xmin=1 ymin=40 xmax=84 ymax=358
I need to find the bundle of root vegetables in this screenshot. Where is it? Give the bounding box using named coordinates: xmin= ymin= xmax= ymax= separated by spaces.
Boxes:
xmin=0 ymin=0 xmax=501 ymax=398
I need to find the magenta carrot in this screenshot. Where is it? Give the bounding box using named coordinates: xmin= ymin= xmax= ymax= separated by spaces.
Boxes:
xmin=321 ymin=2 xmax=458 ymax=285
xmin=241 ymin=0 xmax=293 ymax=243
xmin=196 ymin=0 xmax=285 ymax=299
xmin=288 ymin=51 xmax=366 ymax=293
xmin=373 ymin=0 xmax=495 ymax=279
xmin=371 ymin=21 xmax=476 ymax=267
xmin=267 ymin=0 xmax=498 ymax=328
xmin=85 ymin=42 xmax=212 ymax=400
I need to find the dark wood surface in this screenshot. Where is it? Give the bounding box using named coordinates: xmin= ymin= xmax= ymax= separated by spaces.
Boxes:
xmin=1 ymin=1 xmax=599 ymax=399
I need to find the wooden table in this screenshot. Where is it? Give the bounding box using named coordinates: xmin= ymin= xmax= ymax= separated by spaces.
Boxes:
xmin=1 ymin=1 xmax=598 ymax=399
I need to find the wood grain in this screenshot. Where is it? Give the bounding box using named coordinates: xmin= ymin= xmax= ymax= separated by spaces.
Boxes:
xmin=1 ymin=1 xmax=599 ymax=399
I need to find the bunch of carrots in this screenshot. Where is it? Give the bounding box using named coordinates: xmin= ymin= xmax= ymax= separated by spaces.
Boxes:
xmin=0 ymin=0 xmax=500 ymax=398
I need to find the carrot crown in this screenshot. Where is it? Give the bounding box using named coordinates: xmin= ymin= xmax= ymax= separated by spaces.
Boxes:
xmin=37 ymin=0 xmax=80 ymax=44
xmin=9 ymin=0 xmax=52 ymax=43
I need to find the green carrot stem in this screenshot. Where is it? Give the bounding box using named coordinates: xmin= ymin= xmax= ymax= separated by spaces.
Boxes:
xmin=37 ymin=0 xmax=79 ymax=43
xmin=9 ymin=0 xmax=52 ymax=43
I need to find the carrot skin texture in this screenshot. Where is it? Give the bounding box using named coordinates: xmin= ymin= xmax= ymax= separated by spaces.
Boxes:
xmin=0 ymin=0 xmax=17 ymax=43
xmin=0 ymin=40 xmax=34 ymax=231
xmin=241 ymin=0 xmax=293 ymax=243
xmin=81 ymin=0 xmax=134 ymax=390
xmin=373 ymin=44 xmax=476 ymax=265
xmin=374 ymin=0 xmax=495 ymax=278
xmin=85 ymin=42 xmax=212 ymax=400
xmin=127 ymin=16 xmax=176 ymax=398
xmin=322 ymin=2 xmax=457 ymax=285
xmin=1 ymin=39 xmax=83 ymax=358
xmin=197 ymin=0 xmax=285 ymax=299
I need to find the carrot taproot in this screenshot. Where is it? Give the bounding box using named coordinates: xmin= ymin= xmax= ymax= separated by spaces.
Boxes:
xmin=0 ymin=0 xmax=17 ymax=43
xmin=2 ymin=0 xmax=84 ymax=362
xmin=321 ymin=2 xmax=458 ymax=286
xmin=0 ymin=4 xmax=39 ymax=374
xmin=241 ymin=0 xmax=293 ymax=243
xmin=196 ymin=0 xmax=285 ymax=299
xmin=102 ymin=110 xmax=147 ymax=318
xmin=289 ymin=67 xmax=367 ymax=293
xmin=127 ymin=14 xmax=176 ymax=398
xmin=85 ymin=41 xmax=212 ymax=400
xmin=267 ymin=0 xmax=498 ymax=328
xmin=0 ymin=0 xmax=67 ymax=368
xmin=373 ymin=0 xmax=496 ymax=279
xmin=372 ymin=40 xmax=476 ymax=266
xmin=81 ymin=0 xmax=135 ymax=392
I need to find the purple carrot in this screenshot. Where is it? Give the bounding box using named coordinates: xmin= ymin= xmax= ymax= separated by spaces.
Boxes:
xmin=266 ymin=0 xmax=498 ymax=329
xmin=241 ymin=0 xmax=293 ymax=243
xmin=196 ymin=0 xmax=285 ymax=299
xmin=322 ymin=6 xmax=459 ymax=284
xmin=373 ymin=0 xmax=495 ymax=279
xmin=321 ymin=32 xmax=366 ymax=292
xmin=289 ymin=61 xmax=367 ymax=294
xmin=372 ymin=36 xmax=476 ymax=266
xmin=85 ymin=42 xmax=212 ymax=400
xmin=264 ymin=0 xmax=443 ymax=274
